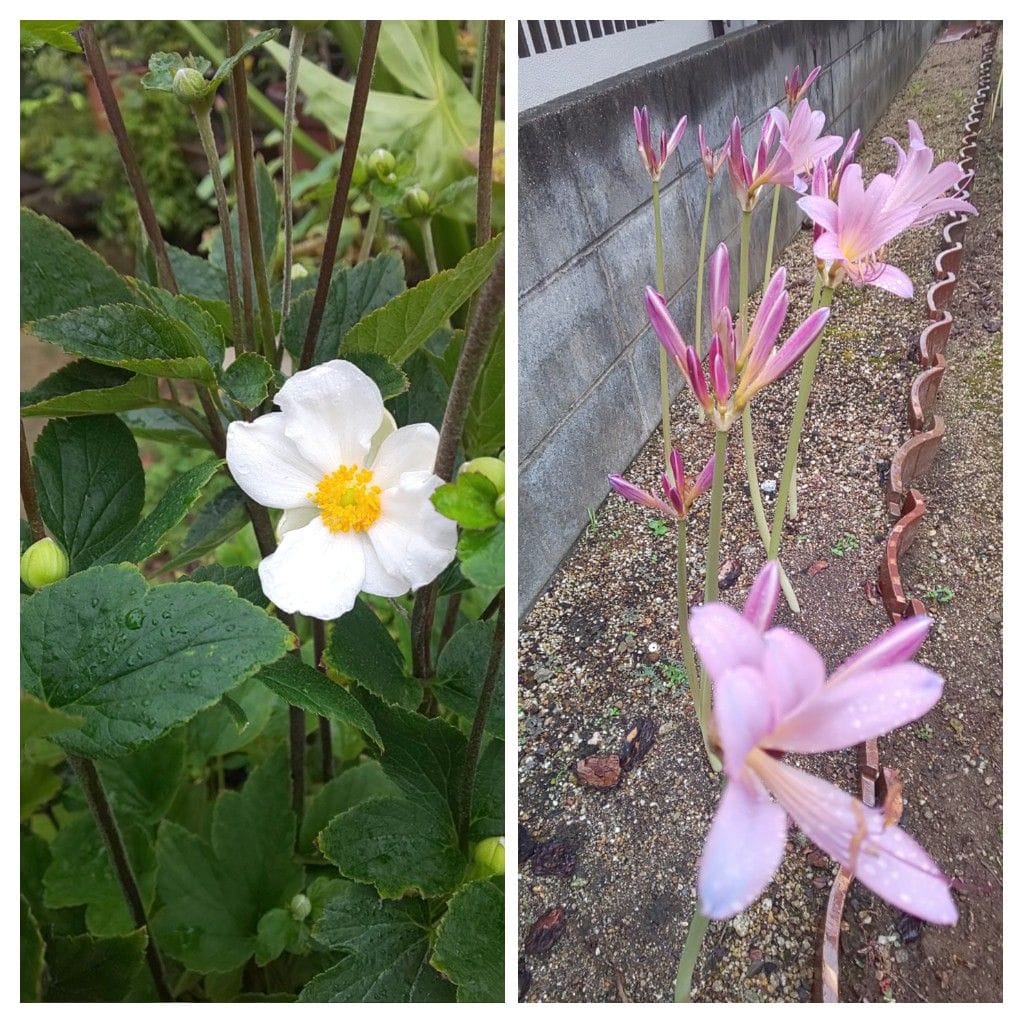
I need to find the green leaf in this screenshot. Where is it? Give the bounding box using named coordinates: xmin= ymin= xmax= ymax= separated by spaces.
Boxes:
xmin=220 ymin=352 xmax=274 ymax=408
xmin=343 ymin=234 xmax=503 ymax=364
xmin=186 ymin=676 xmax=280 ymax=760
xmin=318 ymin=796 xmax=465 ymax=899
xmin=21 ymin=20 xmax=81 ymax=52
xmin=141 ymin=51 xmax=211 ymax=92
xmin=434 ymin=620 xmax=504 ymax=739
xmin=44 ymin=930 xmax=147 ymax=1002
xmin=152 ymin=747 xmax=304 ymax=973
xmin=21 ymin=360 xmax=160 ymax=417
xmin=185 ymin=564 xmax=266 ymax=607
xmin=282 ymin=253 xmax=405 ymax=366
xmin=119 ymin=407 xmax=211 ymax=449
xmin=301 ymin=884 xmax=454 ymax=1001
xmin=20 ymin=209 xmax=134 ymax=322
xmin=458 ymin=522 xmax=504 ymax=589
xmin=21 ymin=692 xmax=84 ymax=745
xmin=20 ymin=694 xmax=71 ymax=817
xmin=432 ymin=472 xmax=499 ymax=529
xmin=470 ymin=739 xmax=504 ymax=843
xmin=136 ymin=284 xmax=226 ymax=366
xmin=346 ymin=351 xmax=409 ymax=399
xmin=387 ymin=347 xmax=451 ymax=430
xmin=103 ymin=458 xmax=223 ymax=564
xmin=211 ymin=157 xmax=280 ymax=285
xmin=98 ymin=728 xmax=187 ymax=825
xmin=166 ymin=485 xmax=249 ymax=568
xmin=21 ymin=564 xmax=292 ymax=758
xmin=256 ymin=655 xmax=382 ymax=749
xmin=255 ymin=907 xmax=295 ymax=967
xmin=433 ymin=176 xmax=479 ymax=214
xmin=431 ymin=877 xmax=503 ymax=1002
xmin=32 ymin=414 xmax=144 ymax=572
xmin=212 ymin=28 xmax=279 ymax=86
xmin=325 ymin=598 xmax=420 ymax=710
xmin=43 ymin=813 xmax=156 ymax=937
xmin=21 ymin=897 xmax=44 ymax=1002
xmin=464 ymin=313 xmax=504 ymax=456
xmin=299 ymin=762 xmax=400 ymax=857
xmin=167 ymin=244 xmax=229 ymax=303
xmin=30 ymin=303 xmax=217 ymax=383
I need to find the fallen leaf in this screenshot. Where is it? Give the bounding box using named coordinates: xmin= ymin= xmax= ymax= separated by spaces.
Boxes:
xmin=808 ymin=559 xmax=829 ymax=577
xmin=524 ymin=906 xmax=566 ymax=955
xmin=575 ymin=754 xmax=622 ymax=789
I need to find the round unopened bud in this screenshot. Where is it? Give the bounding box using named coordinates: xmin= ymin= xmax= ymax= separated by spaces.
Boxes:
xmin=404 ymin=186 xmax=432 ymax=217
xmin=459 ymin=456 xmax=505 ymax=496
xmin=473 ymin=836 xmax=505 ymax=875
xmin=292 ymin=20 xmax=326 ymax=33
xmin=289 ymin=893 xmax=312 ymax=921
xmin=367 ymin=147 xmax=396 ymax=180
xmin=495 ymin=493 xmax=505 ymax=519
xmin=172 ymin=66 xmax=210 ymax=107
xmin=21 ymin=538 xmax=69 ymax=590
xmin=352 ymin=156 xmax=368 ymax=188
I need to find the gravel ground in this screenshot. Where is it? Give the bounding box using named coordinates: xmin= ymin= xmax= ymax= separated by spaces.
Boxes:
xmin=517 ymin=29 xmax=1001 ymax=1003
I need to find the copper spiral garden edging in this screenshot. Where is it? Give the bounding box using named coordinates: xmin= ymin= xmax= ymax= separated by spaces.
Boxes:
xmin=817 ymin=29 xmax=998 ymax=1002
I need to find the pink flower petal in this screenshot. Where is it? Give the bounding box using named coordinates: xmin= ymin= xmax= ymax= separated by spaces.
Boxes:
xmin=698 ymin=777 xmax=787 ymax=920
xmin=742 ymin=560 xmax=780 ymax=632
xmin=644 ymin=287 xmax=688 ymax=364
xmin=761 ymin=627 xmax=826 ymax=725
xmin=829 ymin=615 xmax=932 ymax=686
xmin=713 ymin=665 xmax=776 ymax=777
xmin=689 ymin=603 xmax=765 ymax=683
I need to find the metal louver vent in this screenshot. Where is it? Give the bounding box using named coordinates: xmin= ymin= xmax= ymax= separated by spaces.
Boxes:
xmin=518 ymin=20 xmax=659 ymax=59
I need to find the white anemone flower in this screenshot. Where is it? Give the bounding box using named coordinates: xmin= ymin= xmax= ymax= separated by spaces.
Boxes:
xmin=225 ymin=360 xmax=457 ymax=620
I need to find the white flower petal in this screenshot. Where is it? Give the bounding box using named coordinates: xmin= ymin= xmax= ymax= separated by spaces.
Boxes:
xmin=278 ymin=505 xmax=318 ymax=538
xmin=367 ymin=410 xmax=398 ymax=464
xmin=369 ymin=423 xmax=441 ymax=489
xmin=369 ymin=470 xmax=457 ymax=590
xmin=226 ymin=414 xmax=322 ymax=510
xmin=360 ymin=535 xmax=411 ymax=598
xmin=276 ymin=360 xmax=385 ymax=473
xmin=258 ymin=516 xmax=365 ymax=620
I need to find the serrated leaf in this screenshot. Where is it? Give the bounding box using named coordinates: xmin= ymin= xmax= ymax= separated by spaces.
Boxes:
xmin=434 ymin=620 xmax=504 ymax=739
xmin=458 ymin=522 xmax=504 ymax=589
xmin=20 ymin=360 xmax=160 ymax=417
xmin=44 ymin=930 xmax=147 ymax=1002
xmin=32 ymin=414 xmax=144 ymax=572
xmin=318 ymin=796 xmax=465 ymax=899
xmin=342 ymin=234 xmax=502 ymax=364
xmin=165 ymin=485 xmax=249 ymax=569
xmin=432 ymin=176 xmax=478 ymax=213
xmin=119 ymin=407 xmax=212 ymax=449
xmin=98 ymin=728 xmax=187 ymax=825
xmin=212 ymin=28 xmax=278 ymax=86
xmin=21 ymin=209 xmax=134 ymax=322
xmin=141 ymin=51 xmax=211 ymax=92
xmin=21 ymin=564 xmax=292 ymax=758
xmin=431 ymin=877 xmax=503 ymax=1002
xmin=135 ymin=284 xmax=226 ymax=366
xmin=21 ymin=692 xmax=84 ymax=746
xmin=185 ymin=564 xmax=266 ymax=607
xmin=103 ymin=458 xmax=223 ymax=564
xmin=43 ymin=814 xmax=156 ymax=937
xmin=30 ymin=303 xmax=216 ymax=383
xmin=152 ymin=747 xmax=304 ymax=973
xmin=432 ymin=472 xmax=499 ymax=529
xmin=255 ymin=907 xmax=295 ymax=967
xmin=464 ymin=312 xmax=504 ymax=457
xmin=21 ymin=20 xmax=81 ymax=52
xmin=325 ymin=598 xmax=420 ymax=709
xmin=220 ymin=352 xmax=274 ymax=408
xmin=299 ymin=762 xmax=400 ymax=857
xmin=186 ymin=676 xmax=280 ymax=760
xmin=21 ymin=897 xmax=44 ymax=1002
xmin=470 ymin=739 xmax=504 ymax=843
xmin=387 ymin=347 xmax=450 ymax=430
xmin=301 ymin=884 xmax=454 ymax=1001
xmin=256 ymin=655 xmax=382 ymax=749
xmin=167 ymin=243 xmax=229 ymax=303
xmin=283 ymin=253 xmax=405 ymax=366
xmin=346 ymin=351 xmax=409 ymax=399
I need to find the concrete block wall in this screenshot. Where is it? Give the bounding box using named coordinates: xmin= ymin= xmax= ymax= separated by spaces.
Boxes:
xmin=518 ymin=20 xmax=942 ymax=617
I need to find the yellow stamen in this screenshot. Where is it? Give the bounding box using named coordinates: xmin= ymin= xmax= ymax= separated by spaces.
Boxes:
xmin=310 ymin=464 xmax=381 ymax=533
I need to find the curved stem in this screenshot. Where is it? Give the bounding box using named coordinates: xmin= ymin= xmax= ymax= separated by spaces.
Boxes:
xmin=674 ymin=906 xmax=710 ymax=1002
xmin=68 ymin=755 xmax=173 ymax=1001
xmin=652 ymin=179 xmax=672 ymax=469
xmin=420 ymin=217 xmax=440 ymax=276
xmin=704 ymin=430 xmax=728 ymax=604
xmin=694 ymin=180 xmax=712 ymax=359
xmin=769 ymin=286 xmax=835 ymax=560
xmin=358 ymin=199 xmax=381 ymax=263
xmin=762 ymin=184 xmax=782 ymax=294
xmin=281 ymin=26 xmax=305 ymax=324
xmin=194 ymin=105 xmax=243 ymax=350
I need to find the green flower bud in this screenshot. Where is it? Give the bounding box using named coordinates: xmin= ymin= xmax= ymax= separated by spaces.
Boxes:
xmin=292 ymin=20 xmax=326 ymax=33
xmin=172 ymin=66 xmax=210 ymax=107
xmin=20 ymin=538 xmax=69 ymax=589
xmin=404 ymin=186 xmax=432 ymax=217
xmin=459 ymin=456 xmax=505 ymax=496
xmin=495 ymin=493 xmax=505 ymax=520
xmin=472 ymin=836 xmax=505 ymax=876
xmin=352 ymin=156 xmax=368 ymax=188
xmin=289 ymin=893 xmax=312 ymax=921
xmin=367 ymin=147 xmax=396 ymax=180
xmin=290 ymin=262 xmax=309 ymax=280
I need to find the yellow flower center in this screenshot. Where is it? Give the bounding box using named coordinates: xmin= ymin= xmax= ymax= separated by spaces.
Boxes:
xmin=310 ymin=464 xmax=381 ymax=533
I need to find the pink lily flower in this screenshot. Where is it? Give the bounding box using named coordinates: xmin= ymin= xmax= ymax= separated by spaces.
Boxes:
xmin=645 ymin=254 xmax=830 ymax=431
xmin=784 ymin=64 xmax=822 ymax=107
xmin=767 ymin=100 xmax=843 ymax=188
xmin=698 ymin=124 xmax=727 ymax=181
xmin=727 ymin=114 xmax=785 ymax=211
xmin=797 ymin=163 xmax=921 ymax=297
xmin=881 ymin=119 xmax=978 ymax=225
xmin=633 ymin=105 xmax=688 ymax=182
xmin=707 ymin=241 xmax=731 ymax=341
xmin=608 ymin=448 xmax=716 ymax=519
xmin=693 ymin=561 xmax=957 ymax=925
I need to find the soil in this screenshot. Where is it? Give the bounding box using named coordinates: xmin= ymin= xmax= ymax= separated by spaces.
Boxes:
xmin=517 ymin=30 xmax=1002 ymax=1003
